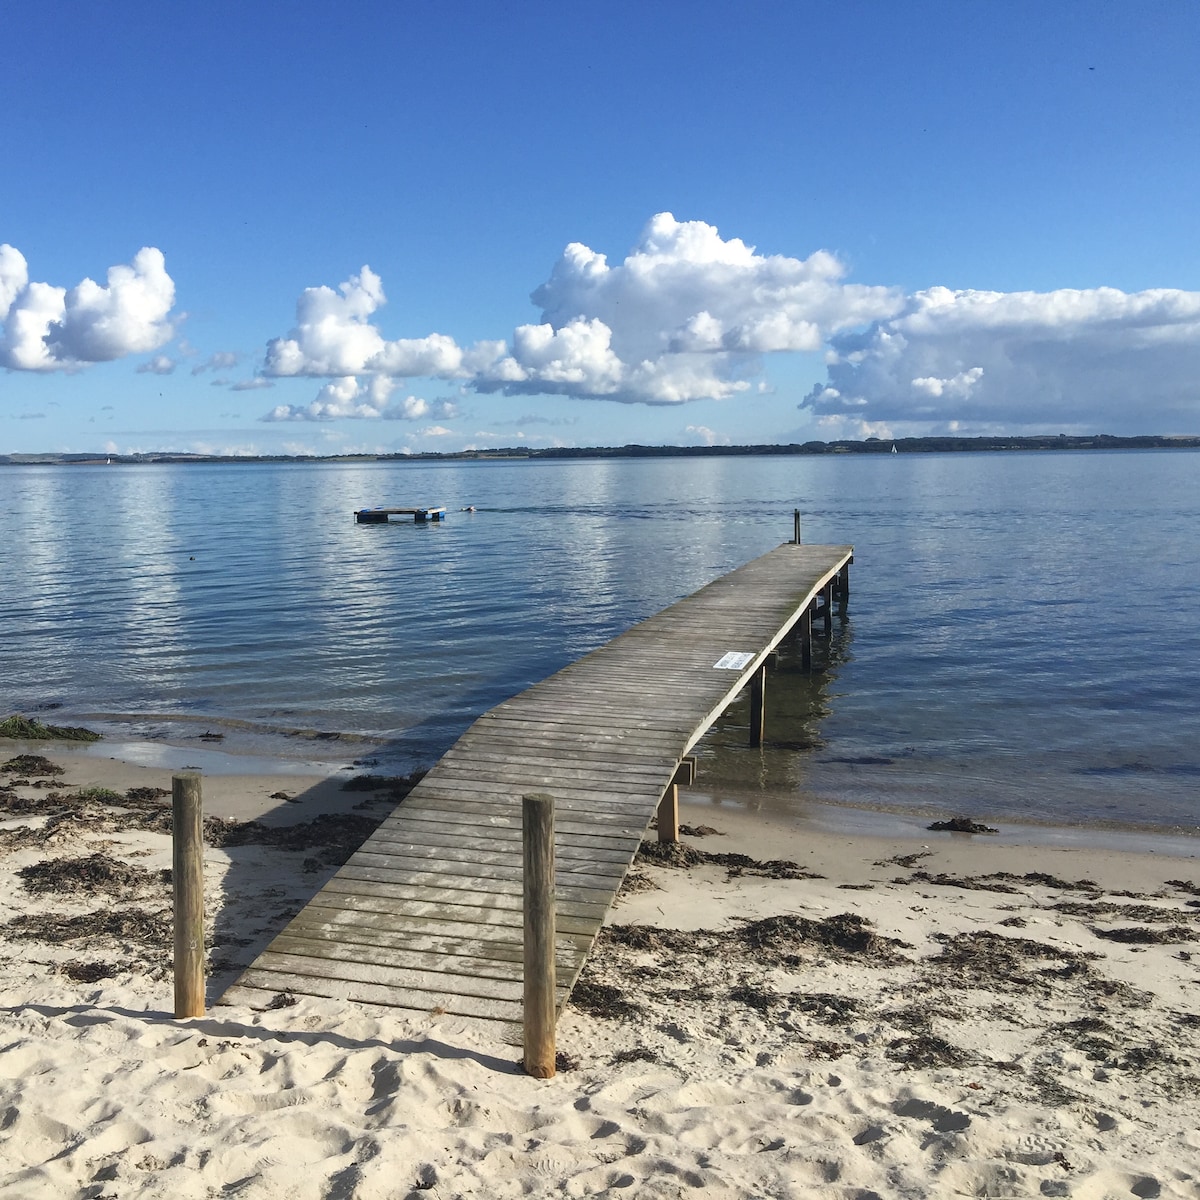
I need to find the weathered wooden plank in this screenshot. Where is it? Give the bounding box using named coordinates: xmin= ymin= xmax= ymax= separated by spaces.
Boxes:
xmin=384 ymin=804 xmax=648 ymax=846
xmin=266 ymin=932 xmax=570 ymax=983
xmin=362 ymin=826 xmax=637 ymax=865
xmin=325 ymin=861 xmax=622 ymax=906
xmin=292 ymin=891 xmax=604 ymax=938
xmin=281 ymin=904 xmax=594 ymax=957
xmin=402 ymin=791 xmax=653 ymax=822
xmin=344 ymin=849 xmax=629 ymax=891
xmin=227 ymin=967 xmax=525 ymax=1022
xmin=320 ymin=871 xmax=612 ymax=918
xmin=253 ymin=949 xmax=529 ymax=1003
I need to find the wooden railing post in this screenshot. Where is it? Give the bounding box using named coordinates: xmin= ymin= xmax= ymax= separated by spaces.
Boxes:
xmin=522 ymin=792 xmax=556 ymax=1078
xmin=172 ymin=773 xmax=205 ymax=1018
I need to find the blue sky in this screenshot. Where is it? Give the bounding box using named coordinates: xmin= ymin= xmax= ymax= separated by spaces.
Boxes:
xmin=3 ymin=1 xmax=1198 ymax=455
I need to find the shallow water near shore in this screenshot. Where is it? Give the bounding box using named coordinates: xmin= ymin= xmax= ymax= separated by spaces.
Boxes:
xmin=3 ymin=450 xmax=1199 ymax=833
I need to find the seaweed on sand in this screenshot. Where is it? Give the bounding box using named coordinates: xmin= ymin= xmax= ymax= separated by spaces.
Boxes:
xmin=17 ymin=853 xmax=160 ymax=896
xmin=729 ymin=982 xmax=779 ymax=1013
xmin=636 ymin=840 xmax=823 ymax=881
xmin=0 ymin=790 xmax=71 ymax=816
xmin=610 ymin=1046 xmax=660 ymax=1065
xmin=904 ymin=871 xmax=1021 ymax=894
xmin=203 ymin=812 xmax=385 ymax=867
xmin=886 ymin=1034 xmax=973 ymax=1069
xmin=1053 ymin=900 xmax=1200 ymax=923
xmin=1 ymin=754 xmax=64 ymax=776
xmin=340 ymin=772 xmax=425 ymax=805
xmin=928 ymin=930 xmax=1100 ymax=991
xmin=737 ymin=912 xmax=911 ymax=965
xmin=927 ymin=817 xmax=998 ymax=834
xmin=61 ymin=960 xmax=119 ymax=983
xmin=570 ymin=980 xmax=644 ymax=1020
xmin=790 ymin=992 xmax=864 ymax=1025
xmin=1091 ymin=924 xmax=1198 ymax=945
xmin=617 ymin=870 xmax=660 ymax=896
xmin=0 ymin=715 xmax=101 ymax=742
xmin=3 ymin=907 xmax=171 ymax=948
xmin=602 ymin=924 xmax=714 ymax=956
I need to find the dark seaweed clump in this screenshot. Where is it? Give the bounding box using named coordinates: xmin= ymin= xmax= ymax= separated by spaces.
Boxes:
xmin=738 ymin=912 xmax=911 ymax=965
xmin=929 ymin=930 xmax=1099 ymax=990
xmin=204 ymin=812 xmax=384 ymax=868
xmin=570 ymin=980 xmax=644 ymax=1020
xmin=1 ymin=754 xmax=65 ymax=776
xmin=3 ymin=907 xmax=171 ymax=948
xmin=17 ymin=853 xmax=160 ymax=896
xmin=637 ymin=839 xmax=822 ymax=881
xmin=927 ymin=817 xmax=998 ymax=834
xmin=1091 ymin=925 xmax=1198 ymax=945
xmin=340 ymin=772 xmax=425 ymax=804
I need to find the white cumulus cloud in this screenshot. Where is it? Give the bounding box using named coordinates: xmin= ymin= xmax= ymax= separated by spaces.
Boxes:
xmin=137 ymin=354 xmax=177 ymax=375
xmin=262 ymin=267 xmax=500 ymax=382
xmin=474 ymin=212 xmax=901 ymax=404
xmin=256 ymin=215 xmax=1200 ymax=432
xmin=0 ymin=245 xmax=176 ymax=371
xmin=257 ymin=213 xmax=904 ymax=417
xmin=804 ymin=285 xmax=1200 ymax=432
xmin=261 ymin=375 xmax=452 ymax=422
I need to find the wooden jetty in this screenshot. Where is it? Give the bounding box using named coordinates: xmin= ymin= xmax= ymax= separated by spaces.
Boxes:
xmin=221 ymin=540 xmax=853 ymax=1036
xmin=355 ymin=506 xmax=447 ymax=523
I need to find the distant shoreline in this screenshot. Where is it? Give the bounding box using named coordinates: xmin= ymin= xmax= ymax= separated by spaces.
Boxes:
xmin=4 ymin=432 xmax=1200 ymax=466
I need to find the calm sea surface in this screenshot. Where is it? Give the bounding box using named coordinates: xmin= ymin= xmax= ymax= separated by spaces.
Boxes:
xmin=2 ymin=452 xmax=1199 ymax=833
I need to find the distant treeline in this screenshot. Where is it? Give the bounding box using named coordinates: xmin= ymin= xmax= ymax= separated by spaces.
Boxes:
xmin=4 ymin=433 xmax=1199 ymax=466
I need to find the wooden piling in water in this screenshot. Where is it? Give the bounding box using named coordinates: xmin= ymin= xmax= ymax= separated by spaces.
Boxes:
xmin=522 ymin=792 xmax=556 ymax=1078
xmin=172 ymin=773 xmax=205 ymax=1019
xmin=749 ymin=663 xmax=768 ymax=747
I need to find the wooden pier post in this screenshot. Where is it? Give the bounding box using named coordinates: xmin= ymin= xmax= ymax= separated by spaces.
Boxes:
xmin=821 ymin=582 xmax=834 ymax=634
xmin=172 ymin=773 xmax=205 ymax=1019
xmin=800 ymin=605 xmax=813 ymax=672
xmin=657 ymin=758 xmax=696 ymax=843
xmin=793 ymin=509 xmax=802 ymax=545
xmin=836 ymin=563 xmax=850 ymax=601
xmin=522 ymin=792 xmax=557 ymax=1079
xmin=749 ymin=663 xmax=768 ymax=747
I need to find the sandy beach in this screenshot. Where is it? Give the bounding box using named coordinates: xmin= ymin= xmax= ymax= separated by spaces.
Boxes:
xmin=3 ymin=740 xmax=1200 ymax=1198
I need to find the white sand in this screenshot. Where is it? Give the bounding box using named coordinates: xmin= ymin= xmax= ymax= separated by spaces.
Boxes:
xmin=2 ymin=744 xmax=1200 ymax=1198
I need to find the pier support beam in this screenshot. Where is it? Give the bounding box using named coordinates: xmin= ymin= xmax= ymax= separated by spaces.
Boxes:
xmin=749 ymin=663 xmax=768 ymax=747
xmin=799 ymin=606 xmax=813 ymax=672
xmin=835 ymin=562 xmax=850 ymax=601
xmin=821 ymin=582 xmax=834 ymax=635
xmin=656 ymin=758 xmax=696 ymax=843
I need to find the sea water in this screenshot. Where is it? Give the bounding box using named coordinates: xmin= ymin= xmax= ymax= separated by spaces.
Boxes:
xmin=2 ymin=451 xmax=1198 ymax=832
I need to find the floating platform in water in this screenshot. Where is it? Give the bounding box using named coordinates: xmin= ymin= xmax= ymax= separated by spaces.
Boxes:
xmin=354 ymin=506 xmax=447 ymax=524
